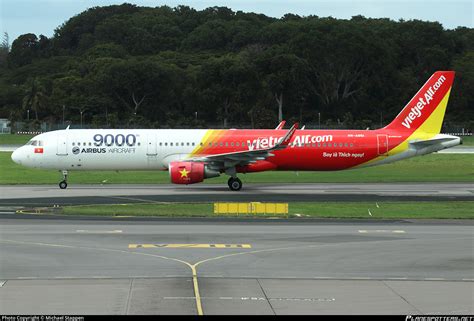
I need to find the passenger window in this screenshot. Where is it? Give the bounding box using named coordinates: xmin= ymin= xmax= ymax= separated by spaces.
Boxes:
xmin=186 ymin=142 xmax=189 ymax=146
xmin=77 ymin=142 xmax=81 ymax=146
xmin=170 ymin=143 xmax=173 ymax=146
xmin=72 ymin=142 xmax=75 ymax=146
xmin=323 ymin=143 xmax=326 ymax=147
xmin=344 ymin=143 xmax=348 ymax=147
xmin=159 ymin=142 xmax=162 ymax=146
xmin=181 ymin=142 xmax=184 ymax=146
xmin=241 ymin=142 xmax=245 ymax=147
xmin=225 ymin=142 xmax=228 ymax=147
xmin=231 ymin=142 xmax=234 ymax=147
xmin=350 ymin=143 xmax=354 ymax=147
xmin=209 ymin=142 xmax=212 ymax=147
xmin=220 ymin=142 xmax=223 ymax=146
xmin=339 ymin=143 xmax=343 ymax=147
xmin=165 ymin=143 xmax=168 ymax=146
xmin=236 ymin=142 xmax=240 ymax=147
xmin=328 ymin=143 xmax=332 ymax=147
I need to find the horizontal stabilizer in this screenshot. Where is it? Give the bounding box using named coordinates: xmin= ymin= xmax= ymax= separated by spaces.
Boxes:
xmin=409 ymin=134 xmax=461 ymax=152
xmin=410 ymin=136 xmax=458 ymax=147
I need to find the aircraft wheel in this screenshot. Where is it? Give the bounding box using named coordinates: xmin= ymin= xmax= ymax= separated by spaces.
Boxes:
xmin=228 ymin=177 xmax=242 ymax=191
xmin=59 ymin=181 xmax=68 ymax=189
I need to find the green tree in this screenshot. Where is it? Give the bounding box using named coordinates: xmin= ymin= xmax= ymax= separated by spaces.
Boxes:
xmin=198 ymin=54 xmax=258 ymax=127
xmin=449 ymin=51 xmax=474 ymax=126
xmin=257 ymin=51 xmax=312 ymax=122
xmin=0 ymin=32 xmax=9 ymax=68
xmin=9 ymin=33 xmax=39 ymax=66
xmin=21 ymin=78 xmax=49 ymax=121
xmin=95 ymin=58 xmax=176 ymax=123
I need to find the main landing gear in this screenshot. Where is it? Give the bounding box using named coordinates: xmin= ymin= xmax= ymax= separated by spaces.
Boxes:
xmin=59 ymin=170 xmax=68 ymax=189
xmin=227 ymin=177 xmax=242 ymax=191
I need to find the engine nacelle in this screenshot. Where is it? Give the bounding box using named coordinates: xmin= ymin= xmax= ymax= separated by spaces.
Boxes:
xmin=169 ymin=161 xmax=220 ymax=184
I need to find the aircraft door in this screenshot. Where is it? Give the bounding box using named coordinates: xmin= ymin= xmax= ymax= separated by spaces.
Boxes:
xmin=146 ymin=132 xmax=157 ymax=156
xmin=377 ymin=134 xmax=388 ymax=156
xmin=56 ymin=131 xmax=68 ymax=156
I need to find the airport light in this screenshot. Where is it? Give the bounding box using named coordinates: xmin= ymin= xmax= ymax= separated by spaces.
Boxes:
xmin=75 ymin=107 xmax=87 ymax=129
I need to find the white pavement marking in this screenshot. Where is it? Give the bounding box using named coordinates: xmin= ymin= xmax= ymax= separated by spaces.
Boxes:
xmin=163 ymin=296 xmax=336 ymax=302
xmin=358 ymin=230 xmax=406 ymax=234
xmin=76 ymin=230 xmax=123 ymax=233
xmin=0 ymin=281 xmax=6 ymax=287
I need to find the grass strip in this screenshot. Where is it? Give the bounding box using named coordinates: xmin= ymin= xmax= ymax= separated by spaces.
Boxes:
xmin=60 ymin=201 xmax=474 ymax=219
xmin=0 ymin=134 xmax=34 ymax=145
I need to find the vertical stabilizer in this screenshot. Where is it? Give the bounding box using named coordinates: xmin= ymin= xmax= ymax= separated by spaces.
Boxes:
xmin=384 ymin=71 xmax=455 ymax=135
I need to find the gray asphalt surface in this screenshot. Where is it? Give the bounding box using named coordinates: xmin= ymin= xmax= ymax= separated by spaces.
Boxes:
xmin=0 ymin=215 xmax=472 ymax=315
xmin=1 ymin=183 xmax=473 ymax=207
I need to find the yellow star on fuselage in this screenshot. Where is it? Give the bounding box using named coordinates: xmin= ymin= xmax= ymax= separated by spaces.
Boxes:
xmin=180 ymin=168 xmax=189 ymax=178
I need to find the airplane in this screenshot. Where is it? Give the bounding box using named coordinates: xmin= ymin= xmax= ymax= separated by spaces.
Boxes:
xmin=11 ymin=71 xmax=461 ymax=191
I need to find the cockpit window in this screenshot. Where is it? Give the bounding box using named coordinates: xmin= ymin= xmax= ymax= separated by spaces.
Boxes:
xmin=26 ymin=140 xmax=43 ymax=146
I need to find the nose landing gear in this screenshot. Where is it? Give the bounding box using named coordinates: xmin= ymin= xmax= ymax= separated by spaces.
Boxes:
xmin=59 ymin=170 xmax=68 ymax=189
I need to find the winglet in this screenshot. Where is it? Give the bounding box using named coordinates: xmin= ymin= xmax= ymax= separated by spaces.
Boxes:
xmin=273 ymin=123 xmax=298 ymax=150
xmin=275 ymin=120 xmax=286 ymax=130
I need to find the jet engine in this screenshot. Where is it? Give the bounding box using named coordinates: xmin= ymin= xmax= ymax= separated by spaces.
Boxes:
xmin=169 ymin=161 xmax=220 ymax=184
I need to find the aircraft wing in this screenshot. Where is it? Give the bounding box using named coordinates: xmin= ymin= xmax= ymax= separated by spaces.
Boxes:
xmin=188 ymin=123 xmax=298 ymax=168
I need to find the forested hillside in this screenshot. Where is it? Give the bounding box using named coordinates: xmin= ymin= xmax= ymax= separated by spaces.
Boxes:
xmin=0 ymin=4 xmax=472 ymax=130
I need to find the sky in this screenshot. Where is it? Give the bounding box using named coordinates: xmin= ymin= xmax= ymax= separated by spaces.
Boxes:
xmin=1 ymin=0 xmax=473 ymax=43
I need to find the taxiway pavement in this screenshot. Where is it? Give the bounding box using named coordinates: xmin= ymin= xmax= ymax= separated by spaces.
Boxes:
xmin=0 ymin=215 xmax=472 ymax=315
xmin=1 ymin=183 xmax=473 ymax=207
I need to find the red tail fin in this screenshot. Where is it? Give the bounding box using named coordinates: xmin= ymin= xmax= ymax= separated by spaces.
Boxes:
xmin=384 ymin=71 xmax=455 ymax=135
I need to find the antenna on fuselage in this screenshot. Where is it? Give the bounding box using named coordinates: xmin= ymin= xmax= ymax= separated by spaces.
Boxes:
xmin=66 ymin=125 xmax=70 ymax=130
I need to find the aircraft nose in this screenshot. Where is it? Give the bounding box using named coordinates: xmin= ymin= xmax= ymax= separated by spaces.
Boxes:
xmin=11 ymin=148 xmax=22 ymax=165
